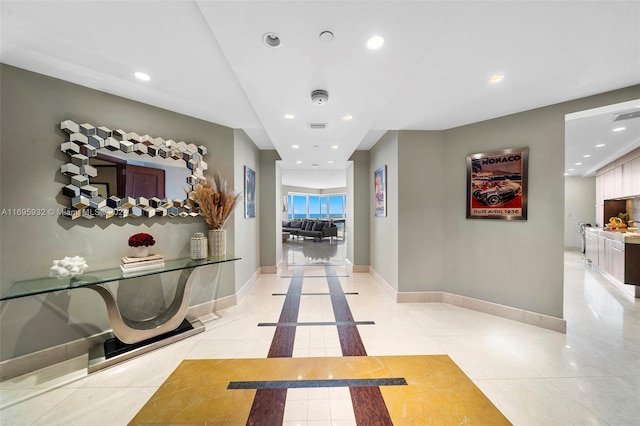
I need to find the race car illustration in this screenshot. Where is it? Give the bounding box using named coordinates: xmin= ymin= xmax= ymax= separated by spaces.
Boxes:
xmin=472 ymin=180 xmax=521 ymax=206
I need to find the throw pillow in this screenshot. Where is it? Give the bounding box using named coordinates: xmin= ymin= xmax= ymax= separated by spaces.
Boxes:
xmin=312 ymin=221 xmax=325 ymax=231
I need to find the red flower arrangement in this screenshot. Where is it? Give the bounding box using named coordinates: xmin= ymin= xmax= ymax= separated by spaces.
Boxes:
xmin=128 ymin=233 xmax=156 ymax=248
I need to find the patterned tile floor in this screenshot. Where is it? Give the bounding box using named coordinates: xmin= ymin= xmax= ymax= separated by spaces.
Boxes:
xmin=1 ymin=241 xmax=639 ymax=425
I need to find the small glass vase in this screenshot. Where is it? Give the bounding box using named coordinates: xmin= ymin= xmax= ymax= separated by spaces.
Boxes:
xmin=131 ymin=246 xmax=149 ymax=258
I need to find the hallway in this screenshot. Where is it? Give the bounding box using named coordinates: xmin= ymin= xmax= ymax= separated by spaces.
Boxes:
xmin=0 ymin=243 xmax=639 ymax=424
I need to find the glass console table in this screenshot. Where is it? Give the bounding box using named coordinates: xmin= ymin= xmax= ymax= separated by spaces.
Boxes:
xmin=1 ymin=255 xmax=240 ymax=372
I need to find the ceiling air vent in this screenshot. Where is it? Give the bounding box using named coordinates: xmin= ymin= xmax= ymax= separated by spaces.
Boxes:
xmin=613 ymin=110 xmax=640 ymax=121
xmin=308 ymin=123 xmax=327 ymax=130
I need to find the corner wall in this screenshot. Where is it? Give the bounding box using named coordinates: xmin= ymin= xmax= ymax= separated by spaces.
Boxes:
xmin=397 ymin=131 xmax=445 ymax=291
xmin=564 ymin=177 xmax=596 ymax=249
xmin=347 ymin=151 xmax=370 ymax=268
xmin=367 ymin=85 xmax=640 ymax=319
xmin=234 ymin=130 xmax=261 ymax=289
xmin=369 ymin=132 xmax=399 ymax=289
xmin=258 ymin=150 xmax=282 ymax=270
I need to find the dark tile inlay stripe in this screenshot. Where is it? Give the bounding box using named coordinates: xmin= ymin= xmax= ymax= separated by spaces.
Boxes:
xmin=266 ymin=265 xmax=305 ymax=358
xmin=350 ymin=386 xmax=394 ymax=426
xmin=247 ymin=266 xmax=304 ymax=424
xmin=325 ymin=265 xmax=368 ymax=357
xmin=229 ymin=378 xmax=408 ymax=390
xmin=246 ymin=388 xmax=287 ymax=426
xmin=272 ymin=292 xmax=358 ymax=295
xmin=325 ymin=265 xmax=395 ymax=425
xmin=258 ymin=321 xmax=374 ymax=327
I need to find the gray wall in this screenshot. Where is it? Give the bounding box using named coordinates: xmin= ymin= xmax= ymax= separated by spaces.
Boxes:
xmin=0 ymin=65 xmax=243 ymax=360
xmin=441 ymin=107 xmax=565 ymax=317
xmin=367 ymin=85 xmax=640 ymax=319
xmin=564 ymin=177 xmax=596 ymax=249
xmin=347 ymin=151 xmax=370 ymax=267
xmin=234 ymin=130 xmax=261 ymax=288
xmin=282 ymin=185 xmax=321 ymax=195
xmin=369 ymin=131 xmax=399 ymax=288
xmin=397 ymin=131 xmax=445 ymax=291
xmin=258 ymin=150 xmax=282 ymax=268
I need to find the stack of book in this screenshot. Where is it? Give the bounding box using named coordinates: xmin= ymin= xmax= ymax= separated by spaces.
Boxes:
xmin=120 ymin=253 xmax=165 ymax=274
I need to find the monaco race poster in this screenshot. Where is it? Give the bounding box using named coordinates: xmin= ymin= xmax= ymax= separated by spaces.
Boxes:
xmin=466 ymin=147 xmax=528 ymax=220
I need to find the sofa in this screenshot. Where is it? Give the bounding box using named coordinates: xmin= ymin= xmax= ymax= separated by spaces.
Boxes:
xmin=282 ymin=219 xmax=338 ymax=242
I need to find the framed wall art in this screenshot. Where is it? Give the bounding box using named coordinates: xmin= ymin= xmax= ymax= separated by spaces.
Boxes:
xmin=467 ymin=147 xmax=528 ymax=220
xmin=374 ymin=165 xmax=387 ymax=217
xmin=244 ymin=166 xmax=256 ymax=218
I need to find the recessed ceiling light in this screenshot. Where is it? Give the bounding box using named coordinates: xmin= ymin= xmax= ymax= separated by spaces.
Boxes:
xmin=134 ymin=72 xmax=150 ymax=81
xmin=595 ymin=144 xmax=606 ymax=148
xmin=284 ymin=114 xmax=295 ymax=120
xmin=262 ymin=33 xmax=281 ymax=48
xmin=342 ymin=114 xmax=353 ymax=121
xmin=331 ymin=145 xmax=339 ymax=149
xmin=319 ymin=31 xmax=334 ymax=42
xmin=613 ymin=126 xmax=626 ymax=132
xmin=292 ymin=145 xmax=299 ymax=149
xmin=296 ymin=160 xmax=302 ymax=164
xmin=568 ymin=168 xmax=575 ymax=171
xmin=488 ymin=74 xmax=504 ymax=84
xmin=366 ymin=35 xmax=384 ymax=50
xmin=564 ymin=173 xmax=569 ymax=176
xmin=328 ymin=160 xmax=334 ymax=164
xmin=583 ymin=154 xmax=591 ymax=158
xmin=574 ymin=162 xmax=582 ymax=166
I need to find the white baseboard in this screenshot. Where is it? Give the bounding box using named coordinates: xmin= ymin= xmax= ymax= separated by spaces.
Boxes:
xmin=261 ymin=265 xmax=277 ymax=274
xmin=188 ymin=294 xmax=236 ymax=320
xmin=369 ymin=266 xmax=567 ymax=334
xmin=0 ymin=330 xmax=110 ymax=382
xmin=236 ymin=268 xmax=260 ymax=302
xmin=0 ymin=292 xmax=241 ymax=382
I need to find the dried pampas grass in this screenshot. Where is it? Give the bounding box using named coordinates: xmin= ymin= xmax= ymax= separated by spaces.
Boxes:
xmin=187 ymin=174 xmax=240 ymax=229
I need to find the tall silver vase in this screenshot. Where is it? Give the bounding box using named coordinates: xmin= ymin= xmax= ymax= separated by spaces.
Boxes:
xmin=208 ymin=229 xmax=226 ymax=257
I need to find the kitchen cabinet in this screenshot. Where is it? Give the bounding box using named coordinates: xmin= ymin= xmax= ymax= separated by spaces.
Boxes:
xmin=628 ymin=156 xmax=640 ymax=196
xmin=585 ymin=231 xmax=599 ymax=267
xmin=595 ymin=174 xmax=604 ymax=227
xmin=605 ymin=238 xmax=625 ymax=283
xmin=602 ymin=168 xmax=623 ymax=199
xmin=585 ymin=228 xmax=640 ymax=289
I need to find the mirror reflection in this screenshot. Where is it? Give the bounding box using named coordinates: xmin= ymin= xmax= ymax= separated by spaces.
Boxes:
xmin=90 ymin=152 xmax=191 ymax=200
xmin=59 ymin=119 xmax=207 ymax=220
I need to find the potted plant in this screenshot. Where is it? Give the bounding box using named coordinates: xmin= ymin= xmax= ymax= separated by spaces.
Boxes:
xmin=128 ymin=232 xmax=155 ymax=258
xmin=187 ymin=174 xmax=240 ymax=257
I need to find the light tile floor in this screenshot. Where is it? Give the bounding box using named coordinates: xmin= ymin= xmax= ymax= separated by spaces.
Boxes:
xmin=1 ymin=243 xmax=639 ymax=425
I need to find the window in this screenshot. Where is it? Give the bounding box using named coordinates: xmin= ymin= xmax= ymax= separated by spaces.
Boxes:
xmin=308 ymin=196 xmax=321 ymax=218
xmin=328 ymin=195 xmax=344 ymax=218
xmin=286 ymin=192 xmax=347 ymax=219
xmin=293 ymin=195 xmax=306 ymax=219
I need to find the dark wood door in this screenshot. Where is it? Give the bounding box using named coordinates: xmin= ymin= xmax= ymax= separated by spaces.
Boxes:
xmin=125 ymin=164 xmax=165 ymax=199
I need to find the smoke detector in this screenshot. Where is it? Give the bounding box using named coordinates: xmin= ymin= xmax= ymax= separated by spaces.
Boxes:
xmin=311 ymin=90 xmax=329 ymax=105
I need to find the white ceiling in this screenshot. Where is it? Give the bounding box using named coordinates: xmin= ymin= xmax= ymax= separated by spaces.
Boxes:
xmin=1 ymin=1 xmax=639 ymax=188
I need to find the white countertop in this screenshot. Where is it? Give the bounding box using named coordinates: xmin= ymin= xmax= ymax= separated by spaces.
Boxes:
xmin=587 ymin=227 xmax=640 ymax=244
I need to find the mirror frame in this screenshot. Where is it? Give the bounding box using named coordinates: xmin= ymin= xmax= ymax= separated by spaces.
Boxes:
xmin=59 ymin=119 xmax=207 ymax=220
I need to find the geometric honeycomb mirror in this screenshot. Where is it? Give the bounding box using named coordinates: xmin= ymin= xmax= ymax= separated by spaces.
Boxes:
xmin=59 ymin=120 xmax=207 ymax=220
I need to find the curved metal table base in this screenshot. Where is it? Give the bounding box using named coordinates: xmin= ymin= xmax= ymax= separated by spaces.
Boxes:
xmin=87 ymin=268 xmax=205 ymax=373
